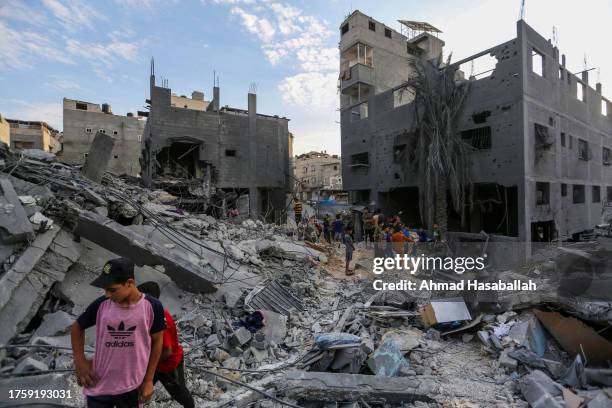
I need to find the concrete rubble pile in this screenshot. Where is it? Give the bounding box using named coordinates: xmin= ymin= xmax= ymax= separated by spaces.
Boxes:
xmin=0 ymin=146 xmax=610 ymax=407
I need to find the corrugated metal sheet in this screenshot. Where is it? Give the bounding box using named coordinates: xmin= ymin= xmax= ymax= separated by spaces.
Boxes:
xmin=244 ymin=279 xmax=304 ymax=316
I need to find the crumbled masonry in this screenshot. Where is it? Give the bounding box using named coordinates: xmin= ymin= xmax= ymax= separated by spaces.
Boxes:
xmin=0 ymin=146 xmax=610 ymax=407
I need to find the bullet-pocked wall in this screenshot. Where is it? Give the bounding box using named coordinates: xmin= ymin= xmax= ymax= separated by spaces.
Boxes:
xmin=339 ymin=14 xmax=612 ymax=247
xmin=62 ymin=99 xmax=145 ymax=177
xmin=142 ymin=71 xmax=291 ymax=218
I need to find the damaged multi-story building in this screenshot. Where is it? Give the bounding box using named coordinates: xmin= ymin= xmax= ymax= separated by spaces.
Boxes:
xmin=339 ymin=11 xmax=612 ymax=248
xmin=293 ymin=151 xmax=345 ymax=202
xmin=6 ymin=119 xmax=61 ymax=153
xmin=141 ymin=60 xmax=292 ymax=219
xmin=61 ymin=98 xmax=146 ymax=176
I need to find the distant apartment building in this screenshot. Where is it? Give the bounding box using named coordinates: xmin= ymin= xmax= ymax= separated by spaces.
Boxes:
xmin=339 ymin=11 xmax=612 ymax=250
xmin=7 ymin=119 xmax=61 ymax=153
xmin=0 ymin=114 xmax=9 ymax=147
xmin=62 ymin=98 xmax=146 ymax=176
xmin=293 ymin=151 xmax=344 ymax=201
xmin=142 ymin=60 xmax=292 ymax=219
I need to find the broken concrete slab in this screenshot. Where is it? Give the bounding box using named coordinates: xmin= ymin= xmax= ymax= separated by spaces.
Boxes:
xmin=283 ymin=370 xmax=438 ymax=403
xmin=82 ymin=132 xmax=115 ymax=183
xmin=260 ymin=310 xmax=287 ymax=345
xmin=230 ymin=327 xmax=252 ymax=347
xmin=32 ymin=311 xmax=74 ymax=338
xmin=0 ymin=179 xmax=35 ymax=243
xmin=75 ymin=210 xmax=220 ymax=293
xmin=586 ymin=392 xmax=612 ymax=408
xmin=14 ymin=356 xmax=48 ymax=374
xmin=0 ymin=225 xmax=61 ymax=345
xmin=519 ymin=370 xmax=564 ymax=408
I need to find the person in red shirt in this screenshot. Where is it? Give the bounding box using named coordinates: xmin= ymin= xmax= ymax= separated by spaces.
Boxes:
xmin=138 ymin=282 xmax=194 ymax=408
xmin=391 ymin=224 xmax=413 ymax=255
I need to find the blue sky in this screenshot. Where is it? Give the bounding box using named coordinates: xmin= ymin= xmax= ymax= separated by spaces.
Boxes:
xmin=1 ymin=0 xmax=611 ymax=155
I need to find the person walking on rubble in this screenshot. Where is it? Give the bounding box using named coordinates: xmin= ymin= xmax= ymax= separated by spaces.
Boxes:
xmin=344 ymin=225 xmax=355 ymax=276
xmin=137 ymin=282 xmax=195 ymax=408
xmin=71 ymin=258 xmax=166 ymax=408
xmin=293 ymin=198 xmax=303 ymax=225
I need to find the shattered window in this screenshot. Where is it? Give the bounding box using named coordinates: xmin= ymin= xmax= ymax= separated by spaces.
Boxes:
xmin=560 ymin=132 xmax=566 ymax=147
xmin=578 ymin=139 xmax=588 ymax=161
xmin=603 ymin=147 xmax=610 ymax=166
xmin=603 ymin=100 xmax=608 ymax=116
xmin=608 ymin=186 xmax=612 ymax=202
xmin=531 ymin=49 xmax=544 ymax=77
xmin=350 ymin=152 xmax=369 ymax=166
xmin=341 ymin=23 xmax=349 ymax=35
xmin=573 ymin=185 xmax=585 ymax=204
xmin=384 ymin=28 xmax=392 ymax=38
xmin=393 ymin=144 xmax=406 ymax=163
xmin=76 ymin=102 xmax=87 ymax=110
xmin=534 ymin=123 xmax=552 ymax=149
xmin=369 ymin=21 xmax=376 ymax=31
xmin=536 ymin=182 xmax=549 ymax=205
xmin=561 ymin=183 xmax=567 ymax=197
xmin=461 ymin=126 xmax=491 ymax=150
xmin=592 ymin=186 xmax=601 ymax=203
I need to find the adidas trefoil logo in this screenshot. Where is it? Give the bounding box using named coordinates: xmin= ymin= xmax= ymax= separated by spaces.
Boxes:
xmin=107 ymin=321 xmax=136 ymax=339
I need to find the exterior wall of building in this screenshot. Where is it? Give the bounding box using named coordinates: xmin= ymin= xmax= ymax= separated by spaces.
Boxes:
xmin=7 ymin=120 xmax=59 ymax=152
xmin=340 ymin=15 xmax=612 ymax=245
xmin=0 ymin=114 xmax=9 ymax=146
xmin=293 ymin=152 xmax=342 ymax=200
xmin=142 ymin=75 xmax=291 ymax=217
xmin=170 ymin=93 xmax=210 ymax=111
xmin=62 ymin=99 xmax=145 ymax=176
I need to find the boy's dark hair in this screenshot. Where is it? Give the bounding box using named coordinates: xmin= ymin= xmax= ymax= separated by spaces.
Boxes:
xmin=138 ymin=281 xmax=161 ymax=299
xmin=394 ymin=225 xmax=402 ymax=233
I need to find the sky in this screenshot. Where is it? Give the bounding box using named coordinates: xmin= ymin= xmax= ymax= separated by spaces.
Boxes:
xmin=1 ymin=0 xmax=611 ymax=156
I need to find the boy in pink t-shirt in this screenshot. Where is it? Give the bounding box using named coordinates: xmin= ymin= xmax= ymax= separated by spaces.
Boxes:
xmin=71 ymin=258 xmax=166 ymax=407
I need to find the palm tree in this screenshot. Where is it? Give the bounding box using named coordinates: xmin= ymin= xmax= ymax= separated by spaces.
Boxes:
xmin=403 ymin=55 xmax=472 ymax=233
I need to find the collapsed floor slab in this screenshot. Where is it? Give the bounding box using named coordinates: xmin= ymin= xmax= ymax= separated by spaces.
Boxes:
xmin=283 ymin=370 xmax=439 ymax=403
xmin=75 ymin=210 xmax=220 ymax=293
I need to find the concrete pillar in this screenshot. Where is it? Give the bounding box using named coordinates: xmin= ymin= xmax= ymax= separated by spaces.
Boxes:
xmin=248 ymin=93 xmax=258 ymax=217
xmin=212 ymin=86 xmax=220 ymax=111
xmin=82 ymin=132 xmax=115 ymax=183
xmin=582 ymin=70 xmax=588 ymax=84
xmin=561 ymin=54 xmax=566 ymax=68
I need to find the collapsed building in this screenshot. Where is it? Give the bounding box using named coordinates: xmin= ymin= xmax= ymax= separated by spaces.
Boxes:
xmin=61 ymin=98 xmax=147 ymax=177
xmin=141 ymin=60 xmax=293 ymax=220
xmin=339 ymin=12 xmax=612 ymax=253
xmin=0 ymin=131 xmax=610 ymax=407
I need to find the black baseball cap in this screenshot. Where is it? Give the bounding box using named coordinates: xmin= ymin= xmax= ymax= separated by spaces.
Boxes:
xmin=90 ymin=258 xmax=135 ymax=289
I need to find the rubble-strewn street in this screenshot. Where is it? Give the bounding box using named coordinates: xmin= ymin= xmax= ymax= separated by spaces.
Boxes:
xmin=0 ymin=146 xmax=610 ymax=407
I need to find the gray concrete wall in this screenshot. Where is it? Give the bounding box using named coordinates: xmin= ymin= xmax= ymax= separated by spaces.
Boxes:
xmin=62 ymin=99 xmax=145 ymax=176
xmin=340 ymin=16 xmax=612 ymax=244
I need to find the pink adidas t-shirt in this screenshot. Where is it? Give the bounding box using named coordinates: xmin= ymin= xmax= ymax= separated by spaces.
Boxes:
xmin=76 ymin=294 xmax=166 ymax=396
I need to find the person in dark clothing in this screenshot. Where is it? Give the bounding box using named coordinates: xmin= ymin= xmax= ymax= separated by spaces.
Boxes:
xmin=323 ymin=214 xmax=332 ymax=243
xmin=344 ymin=225 xmax=355 ymax=276
xmin=137 ymin=282 xmax=194 ymax=408
xmin=333 ymin=214 xmax=344 ymax=244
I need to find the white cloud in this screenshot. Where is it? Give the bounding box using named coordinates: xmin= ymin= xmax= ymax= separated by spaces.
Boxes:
xmin=65 ymin=39 xmax=140 ymax=66
xmin=41 ymin=0 xmax=105 ymax=31
xmin=45 ymin=79 xmax=86 ymax=92
xmin=278 ymin=72 xmax=338 ymax=112
xmin=109 ymin=28 xmax=136 ymax=41
xmin=230 ymin=7 xmax=275 ymax=43
xmin=0 ymin=0 xmax=47 ymax=24
xmin=0 ymin=99 xmax=63 ymax=131
xmin=0 ymin=21 xmax=73 ymax=69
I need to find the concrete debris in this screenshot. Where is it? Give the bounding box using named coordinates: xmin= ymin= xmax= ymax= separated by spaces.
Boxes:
xmin=81 ymin=131 xmax=115 ymax=182
xmin=0 ymin=179 xmax=35 ymax=243
xmin=0 ymin=144 xmax=609 ymax=408
xmin=14 ymin=356 xmax=48 ymax=374
xmin=32 ymin=311 xmax=74 ymax=338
